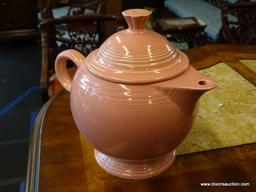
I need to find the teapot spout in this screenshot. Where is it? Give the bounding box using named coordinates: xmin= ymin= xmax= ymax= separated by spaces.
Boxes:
xmin=155 ymin=66 xmax=217 ymax=115
xmin=157 ymin=66 xmax=217 ymax=92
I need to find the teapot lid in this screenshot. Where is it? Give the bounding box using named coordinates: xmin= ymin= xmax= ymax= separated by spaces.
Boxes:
xmin=86 ymin=9 xmax=189 ymax=84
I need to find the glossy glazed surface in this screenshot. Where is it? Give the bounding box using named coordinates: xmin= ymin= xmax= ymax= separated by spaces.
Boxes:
xmin=95 ymin=149 xmax=176 ymax=179
xmin=86 ymin=30 xmax=189 ymax=84
xmin=70 ymin=64 xmax=215 ymax=160
xmin=85 ymin=9 xmax=189 ymax=84
xmin=55 ymin=9 xmax=216 ymax=179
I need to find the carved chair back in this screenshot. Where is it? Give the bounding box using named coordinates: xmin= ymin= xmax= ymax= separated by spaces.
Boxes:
xmin=38 ymin=1 xmax=119 ymax=102
xmin=39 ymin=0 xmax=107 ymax=19
xmin=220 ymin=0 xmax=256 ymax=44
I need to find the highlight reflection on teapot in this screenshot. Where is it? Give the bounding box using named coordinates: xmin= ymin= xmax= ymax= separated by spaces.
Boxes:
xmin=55 ymin=9 xmax=217 ymax=179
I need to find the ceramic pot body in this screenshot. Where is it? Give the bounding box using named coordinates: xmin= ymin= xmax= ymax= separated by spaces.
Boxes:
xmin=55 ymin=9 xmax=217 ymax=179
xmin=71 ymin=65 xmax=192 ymax=160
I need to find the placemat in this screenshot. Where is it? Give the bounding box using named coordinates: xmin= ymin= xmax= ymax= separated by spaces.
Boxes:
xmin=177 ymin=62 xmax=256 ymax=154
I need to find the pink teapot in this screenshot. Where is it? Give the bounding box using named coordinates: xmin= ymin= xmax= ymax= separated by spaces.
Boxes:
xmin=55 ymin=9 xmax=217 ymax=179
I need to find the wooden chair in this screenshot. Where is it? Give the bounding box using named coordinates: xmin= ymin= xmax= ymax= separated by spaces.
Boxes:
xmin=40 ymin=15 xmax=119 ymax=101
xmin=39 ymin=14 xmax=120 ymax=102
xmin=37 ymin=0 xmax=124 ymax=102
xmin=38 ymin=0 xmax=107 ymax=19
xmin=219 ymin=0 xmax=256 ymax=44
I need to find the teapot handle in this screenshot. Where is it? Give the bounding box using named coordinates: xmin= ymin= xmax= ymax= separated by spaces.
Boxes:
xmin=55 ymin=49 xmax=85 ymax=92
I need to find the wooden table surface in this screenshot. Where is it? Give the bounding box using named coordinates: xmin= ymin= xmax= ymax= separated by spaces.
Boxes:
xmin=26 ymin=44 xmax=256 ymax=192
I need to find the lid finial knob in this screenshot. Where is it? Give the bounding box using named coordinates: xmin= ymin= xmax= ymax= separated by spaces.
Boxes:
xmin=122 ymin=9 xmax=151 ymax=30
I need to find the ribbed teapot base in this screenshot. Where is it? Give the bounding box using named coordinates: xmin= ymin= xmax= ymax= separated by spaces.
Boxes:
xmin=94 ymin=149 xmax=176 ymax=179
